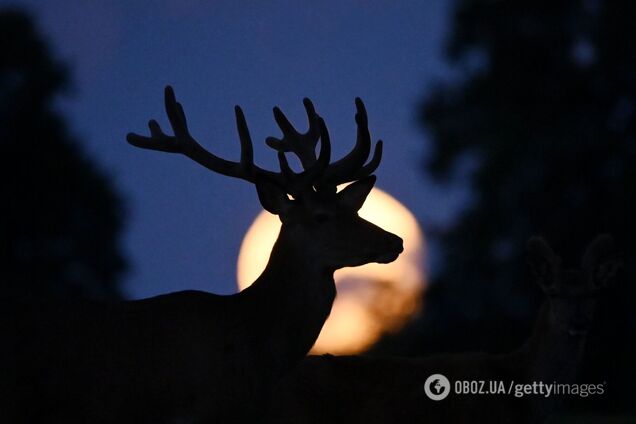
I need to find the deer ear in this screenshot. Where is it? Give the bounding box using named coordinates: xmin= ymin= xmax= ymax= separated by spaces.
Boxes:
xmin=338 ymin=175 xmax=376 ymax=212
xmin=256 ymin=180 xmax=293 ymax=216
xmin=582 ymin=234 xmax=622 ymax=289
xmin=526 ymin=237 xmax=560 ymax=293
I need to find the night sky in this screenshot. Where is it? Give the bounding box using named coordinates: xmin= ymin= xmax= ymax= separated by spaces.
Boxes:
xmin=6 ymin=0 xmax=466 ymax=298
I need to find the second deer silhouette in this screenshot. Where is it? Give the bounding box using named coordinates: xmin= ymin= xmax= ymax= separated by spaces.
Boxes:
xmin=265 ymin=235 xmax=620 ymax=424
xmin=0 ymin=86 xmax=402 ymax=423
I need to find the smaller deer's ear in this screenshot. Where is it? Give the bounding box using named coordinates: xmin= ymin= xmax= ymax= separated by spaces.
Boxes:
xmin=338 ymin=175 xmax=376 ymax=212
xmin=582 ymin=234 xmax=622 ymax=289
xmin=526 ymin=237 xmax=561 ymax=293
xmin=256 ymin=180 xmax=293 ymax=216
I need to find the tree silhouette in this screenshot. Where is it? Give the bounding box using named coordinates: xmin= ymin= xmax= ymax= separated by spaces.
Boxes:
xmin=0 ymin=10 xmax=126 ymax=300
xmin=377 ymin=0 xmax=636 ymax=415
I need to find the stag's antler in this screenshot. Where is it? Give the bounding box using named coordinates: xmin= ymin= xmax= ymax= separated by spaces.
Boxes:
xmin=126 ymin=86 xmax=382 ymax=196
xmin=266 ymin=97 xmax=383 ymax=190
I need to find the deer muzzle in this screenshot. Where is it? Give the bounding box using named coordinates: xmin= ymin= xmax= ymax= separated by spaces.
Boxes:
xmin=374 ymin=236 xmax=404 ymax=264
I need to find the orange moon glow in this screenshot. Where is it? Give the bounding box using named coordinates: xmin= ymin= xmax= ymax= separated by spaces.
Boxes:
xmin=237 ymin=187 xmax=425 ymax=354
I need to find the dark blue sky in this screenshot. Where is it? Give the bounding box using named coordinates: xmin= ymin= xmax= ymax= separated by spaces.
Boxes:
xmin=8 ymin=0 xmax=468 ymax=298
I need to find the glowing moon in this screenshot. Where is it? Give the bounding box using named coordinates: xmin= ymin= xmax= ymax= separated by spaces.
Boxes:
xmin=237 ymin=187 xmax=425 ymax=354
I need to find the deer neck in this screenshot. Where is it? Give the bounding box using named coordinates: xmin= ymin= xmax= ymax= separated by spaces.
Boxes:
xmin=241 ymin=229 xmax=336 ymax=375
xmin=515 ymin=301 xmax=587 ymax=384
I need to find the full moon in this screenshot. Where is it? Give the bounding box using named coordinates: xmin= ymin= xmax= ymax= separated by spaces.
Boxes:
xmin=237 ymin=187 xmax=425 ymax=354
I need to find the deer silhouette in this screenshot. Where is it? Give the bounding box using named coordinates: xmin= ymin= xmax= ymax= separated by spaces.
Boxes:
xmin=265 ymin=235 xmax=620 ymax=424
xmin=0 ymin=86 xmax=403 ymax=423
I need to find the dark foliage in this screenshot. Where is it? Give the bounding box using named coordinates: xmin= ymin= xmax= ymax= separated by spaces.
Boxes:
xmin=0 ymin=10 xmax=126 ymax=300
xmin=376 ymin=0 xmax=636 ymax=415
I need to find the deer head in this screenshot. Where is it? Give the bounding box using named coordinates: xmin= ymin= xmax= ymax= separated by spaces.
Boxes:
xmin=127 ymin=86 xmax=403 ymax=273
xmin=526 ymin=235 xmax=621 ymax=336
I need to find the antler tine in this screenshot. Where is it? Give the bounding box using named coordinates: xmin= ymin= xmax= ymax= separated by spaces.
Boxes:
xmin=126 ymin=86 xmax=284 ymax=186
xmin=265 ymin=98 xmax=321 ymax=169
xmin=234 ymin=105 xmax=256 ymax=176
xmin=317 ymin=97 xmax=382 ymax=187
xmin=350 ymin=139 xmax=383 ymax=180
